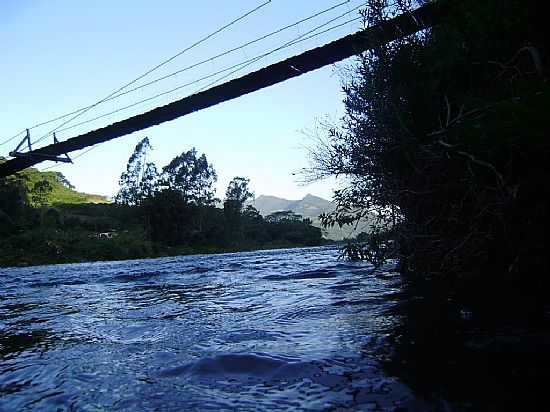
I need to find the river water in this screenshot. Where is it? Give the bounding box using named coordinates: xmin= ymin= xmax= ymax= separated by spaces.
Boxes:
xmin=0 ymin=246 xmax=452 ymax=411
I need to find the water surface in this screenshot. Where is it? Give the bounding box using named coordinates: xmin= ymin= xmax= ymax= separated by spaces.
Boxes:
xmin=0 ymin=246 xmax=444 ymax=411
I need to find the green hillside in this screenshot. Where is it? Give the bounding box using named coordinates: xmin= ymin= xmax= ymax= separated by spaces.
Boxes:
xmin=19 ymin=170 xmax=108 ymax=206
xmin=0 ymin=158 xmax=325 ymax=267
xmin=1 ymin=157 xmax=109 ymax=206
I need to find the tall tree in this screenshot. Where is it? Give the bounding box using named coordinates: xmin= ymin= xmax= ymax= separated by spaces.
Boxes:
xmin=308 ymin=0 xmax=550 ymax=280
xmin=161 ymin=148 xmax=217 ymax=206
xmin=139 ymin=162 xmax=159 ymax=200
xmin=115 ymin=137 xmax=157 ymax=205
xmin=223 ymin=177 xmax=254 ymax=242
xmin=224 ymin=177 xmax=253 ymax=212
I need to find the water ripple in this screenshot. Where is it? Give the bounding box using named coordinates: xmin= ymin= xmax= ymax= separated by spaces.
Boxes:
xmin=0 ymin=246 xmax=440 ymax=410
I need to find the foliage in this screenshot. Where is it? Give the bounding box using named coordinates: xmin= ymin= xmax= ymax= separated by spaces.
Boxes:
xmin=306 ymin=6 xmax=550 ymax=406
xmin=224 ymin=177 xmax=254 ymax=212
xmin=30 ymin=180 xmax=53 ymax=208
xmin=115 ymin=137 xmax=157 ymax=205
xmin=223 ymin=177 xmax=254 ymax=241
xmin=160 ymin=148 xmax=218 ymax=206
xmin=0 ymin=147 xmax=325 ymax=267
xmin=309 ymin=0 xmax=550 ymax=292
xmin=0 ymin=175 xmax=28 ymax=225
xmin=340 ymin=228 xmax=397 ymax=266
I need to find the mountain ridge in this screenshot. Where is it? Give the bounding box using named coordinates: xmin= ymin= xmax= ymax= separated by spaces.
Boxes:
xmin=252 ymin=194 xmax=368 ymax=240
xmin=252 ymin=193 xmax=333 ymax=219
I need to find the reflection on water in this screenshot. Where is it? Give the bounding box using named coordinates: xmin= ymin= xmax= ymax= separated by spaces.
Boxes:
xmin=0 ymin=246 xmax=452 ymax=411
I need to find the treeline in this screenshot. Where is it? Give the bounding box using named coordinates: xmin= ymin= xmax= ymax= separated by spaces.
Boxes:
xmin=0 ymin=142 xmax=323 ymax=267
xmin=114 ymin=137 xmax=323 ymax=249
xmin=0 ymin=161 xmax=151 ymax=265
xmin=311 ymin=0 xmax=549 ymax=297
xmin=308 ymin=2 xmax=549 ymax=407
xmin=0 ymin=162 xmax=105 ymax=236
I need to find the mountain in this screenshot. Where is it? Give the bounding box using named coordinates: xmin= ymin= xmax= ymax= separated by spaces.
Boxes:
xmin=252 ymin=194 xmax=371 ymax=240
xmin=253 ymin=194 xmax=332 ymax=219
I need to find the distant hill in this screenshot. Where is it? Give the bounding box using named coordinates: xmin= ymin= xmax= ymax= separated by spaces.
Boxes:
xmin=252 ymin=194 xmax=371 ymax=240
xmin=0 ymin=159 xmax=110 ymax=206
xmin=253 ymin=194 xmax=332 ymax=219
xmin=21 ymin=168 xmax=110 ymax=205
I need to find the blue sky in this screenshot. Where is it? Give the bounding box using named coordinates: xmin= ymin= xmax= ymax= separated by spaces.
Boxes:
xmin=0 ymin=0 xmax=364 ymax=200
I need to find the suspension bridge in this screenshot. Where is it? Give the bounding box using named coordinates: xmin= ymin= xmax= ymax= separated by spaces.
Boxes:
xmin=0 ymin=1 xmax=447 ymax=178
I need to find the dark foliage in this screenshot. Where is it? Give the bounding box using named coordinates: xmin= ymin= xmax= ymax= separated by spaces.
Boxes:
xmin=160 ymin=148 xmax=217 ymax=206
xmin=1 ymin=145 xmax=324 ymax=267
xmin=310 ymin=0 xmax=550 ymax=291
xmin=223 ymin=177 xmax=254 ymax=243
xmin=115 ymin=137 xmax=157 ymax=206
xmin=308 ymin=1 xmax=549 ymax=408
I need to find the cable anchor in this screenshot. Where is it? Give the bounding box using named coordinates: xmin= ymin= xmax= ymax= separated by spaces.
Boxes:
xmin=9 ymin=130 xmax=72 ymax=164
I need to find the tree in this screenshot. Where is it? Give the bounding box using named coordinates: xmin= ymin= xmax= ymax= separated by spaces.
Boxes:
xmin=223 ymin=177 xmax=254 ymax=242
xmin=265 ymin=210 xmax=302 ymax=223
xmin=54 ymin=172 xmax=75 ymax=190
xmin=115 ymin=137 xmax=157 ymax=205
xmin=224 ymin=177 xmax=254 ymax=212
xmin=142 ymin=148 xmax=217 ymax=243
xmin=141 ymin=189 xmax=186 ymax=245
xmin=242 ymin=205 xmax=262 ymax=222
xmin=30 ymin=180 xmax=53 ymax=208
xmin=306 ymin=0 xmax=423 ymax=232
xmin=0 ymin=175 xmax=28 ymax=234
xmin=0 ymin=176 xmax=27 ymax=216
xmin=240 ymin=205 xmax=267 ymax=243
xmin=161 ymin=148 xmax=217 ymax=206
xmin=139 ymin=162 xmax=159 ymax=200
xmin=308 ymin=0 xmax=550 ymax=282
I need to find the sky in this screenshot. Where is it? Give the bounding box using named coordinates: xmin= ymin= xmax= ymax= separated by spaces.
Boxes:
xmin=0 ymin=0 xmax=364 ymax=201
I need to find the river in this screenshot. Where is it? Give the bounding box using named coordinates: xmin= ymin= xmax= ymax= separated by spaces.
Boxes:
xmin=1 ymin=246 xmax=455 ymax=411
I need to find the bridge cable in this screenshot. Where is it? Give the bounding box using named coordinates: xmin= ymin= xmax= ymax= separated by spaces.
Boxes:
xmin=29 ymin=0 xmax=273 ymax=147
xmin=39 ymin=13 xmax=365 ymax=172
xmin=44 ymin=1 xmax=354 ymax=126
xmin=2 ymin=0 xmax=353 ymax=149
xmin=46 ymin=12 xmax=364 ymax=138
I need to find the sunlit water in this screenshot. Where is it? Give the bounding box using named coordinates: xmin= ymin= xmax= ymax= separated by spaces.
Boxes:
xmin=0 ymin=246 xmax=446 ymax=411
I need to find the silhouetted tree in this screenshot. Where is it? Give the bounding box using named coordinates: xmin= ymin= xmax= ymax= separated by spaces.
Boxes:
xmin=242 ymin=205 xmax=262 ymax=222
xmin=141 ymin=189 xmax=186 ymax=245
xmin=224 ymin=177 xmax=254 ymax=211
xmin=161 ymin=148 xmax=217 ymax=206
xmin=0 ymin=175 xmax=28 ymax=234
xmin=265 ymin=210 xmax=302 ymax=223
xmin=223 ymin=177 xmax=254 ymax=242
xmin=54 ymin=172 xmax=75 ymax=190
xmin=115 ymin=137 xmax=157 ymax=205
xmin=0 ymin=176 xmax=27 ymax=215
xmin=308 ymin=0 xmax=550 ymax=286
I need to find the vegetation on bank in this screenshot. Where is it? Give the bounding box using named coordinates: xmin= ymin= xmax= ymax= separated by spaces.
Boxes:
xmin=307 ymin=1 xmax=549 ymax=407
xmin=310 ymin=0 xmax=549 ymax=298
xmin=0 ymin=149 xmax=324 ymax=267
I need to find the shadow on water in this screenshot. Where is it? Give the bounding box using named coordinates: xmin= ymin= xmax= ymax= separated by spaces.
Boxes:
xmin=1 ymin=247 xmax=548 ymax=410
xmin=0 ymin=329 xmax=55 ymax=358
xmin=379 ymin=277 xmax=550 ymax=411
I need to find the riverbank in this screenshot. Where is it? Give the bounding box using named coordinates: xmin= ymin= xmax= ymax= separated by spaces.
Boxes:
xmin=0 ymin=228 xmax=333 ymax=268
xmin=1 ymin=163 xmax=328 ymax=269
